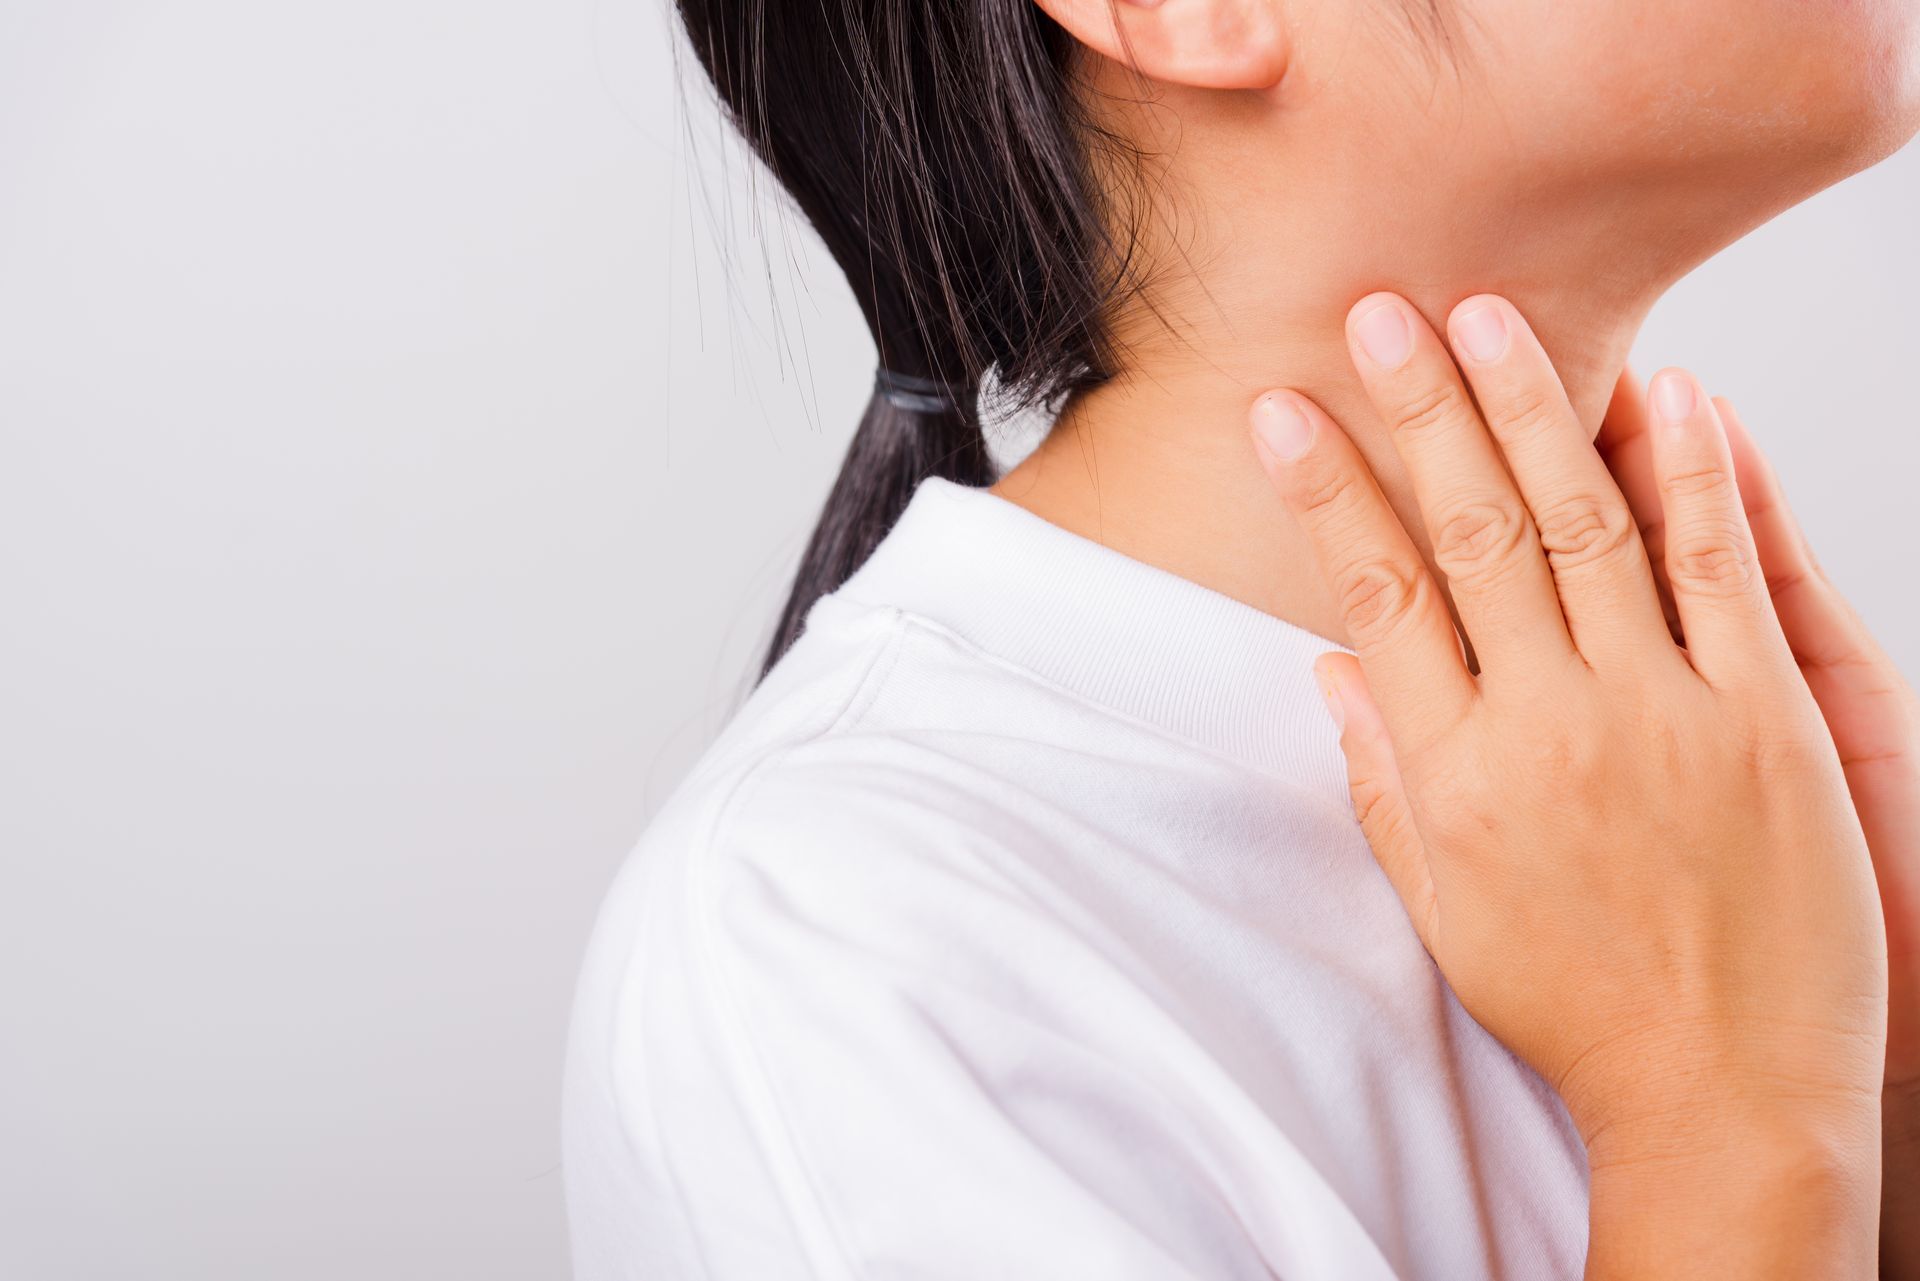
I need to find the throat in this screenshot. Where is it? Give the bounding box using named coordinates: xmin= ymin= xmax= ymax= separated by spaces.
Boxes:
xmin=988 ymin=289 xmax=1651 ymax=648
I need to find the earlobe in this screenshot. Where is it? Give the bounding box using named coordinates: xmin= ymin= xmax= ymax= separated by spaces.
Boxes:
xmin=1030 ymin=0 xmax=1288 ymax=91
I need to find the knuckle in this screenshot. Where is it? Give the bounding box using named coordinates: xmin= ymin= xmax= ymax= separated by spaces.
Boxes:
xmin=1762 ymin=561 xmax=1813 ymax=602
xmin=1741 ymin=491 xmax=1783 ymax=525
xmin=1534 ymin=495 xmax=1636 ymax=568
xmin=1338 ymin=557 xmax=1430 ymax=643
xmin=1488 ymin=387 xmax=1561 ymax=442
xmin=1431 ymin=502 xmax=1531 ymax=582
xmin=1662 ymin=463 xmax=1736 ymax=502
xmin=1391 ymin=384 xmax=1466 ymax=439
xmin=1667 ymin=525 xmax=1757 ymax=596
xmin=1530 ymin=725 xmax=1598 ymax=780
xmin=1349 ymin=773 xmax=1398 ymax=833
xmin=1295 ymin=468 xmax=1362 ymax=522
xmin=1736 ymin=721 xmax=1830 ymax=779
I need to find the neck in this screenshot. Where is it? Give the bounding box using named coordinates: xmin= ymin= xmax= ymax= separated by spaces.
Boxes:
xmin=991 ymin=276 xmax=1655 ymax=646
xmin=988 ymin=79 xmax=1704 ymax=644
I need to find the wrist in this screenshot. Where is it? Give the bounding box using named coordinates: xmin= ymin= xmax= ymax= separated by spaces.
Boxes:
xmin=1584 ymin=1104 xmax=1881 ymax=1281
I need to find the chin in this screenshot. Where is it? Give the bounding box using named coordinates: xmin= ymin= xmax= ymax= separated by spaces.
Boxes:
xmin=1820 ymin=3 xmax=1920 ymax=169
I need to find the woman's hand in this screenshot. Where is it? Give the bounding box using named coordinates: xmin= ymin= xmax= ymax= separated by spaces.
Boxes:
xmin=1246 ymin=293 xmax=1888 ymax=1279
xmin=1596 ymin=373 xmax=1920 ymax=1278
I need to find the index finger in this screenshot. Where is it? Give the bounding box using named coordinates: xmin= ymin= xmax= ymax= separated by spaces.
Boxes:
xmin=1249 ymin=389 xmax=1476 ymax=754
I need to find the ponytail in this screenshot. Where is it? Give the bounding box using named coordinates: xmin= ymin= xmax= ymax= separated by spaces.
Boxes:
xmin=764 ymin=376 xmax=993 ymax=676
xmin=673 ymin=0 xmax=1144 ymax=677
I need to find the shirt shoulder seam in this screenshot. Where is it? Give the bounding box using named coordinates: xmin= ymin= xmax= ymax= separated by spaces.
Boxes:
xmin=837 ymin=596 xmax=1336 ymax=798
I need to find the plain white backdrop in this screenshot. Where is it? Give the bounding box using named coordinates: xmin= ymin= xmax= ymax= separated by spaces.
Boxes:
xmin=0 ymin=3 xmax=1915 ymax=1278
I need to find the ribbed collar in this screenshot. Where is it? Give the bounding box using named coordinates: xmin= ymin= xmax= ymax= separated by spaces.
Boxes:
xmin=825 ymin=476 xmax=1353 ymax=800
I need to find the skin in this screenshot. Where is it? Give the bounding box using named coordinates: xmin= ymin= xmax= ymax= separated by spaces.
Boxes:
xmin=988 ymin=0 xmax=1920 ymax=1268
xmin=1254 ymin=291 xmax=1889 ymax=1277
xmin=998 ymin=0 xmax=1920 ymax=644
xmin=1597 ymin=371 xmax=1920 ymax=1273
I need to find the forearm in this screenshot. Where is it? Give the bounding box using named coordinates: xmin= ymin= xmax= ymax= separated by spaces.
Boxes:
xmin=1584 ymin=1111 xmax=1882 ymax=1281
xmin=1887 ymin=1081 xmax=1920 ymax=1281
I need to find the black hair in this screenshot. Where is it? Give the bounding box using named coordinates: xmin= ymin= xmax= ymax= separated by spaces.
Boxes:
xmin=673 ymin=0 xmax=1148 ymax=677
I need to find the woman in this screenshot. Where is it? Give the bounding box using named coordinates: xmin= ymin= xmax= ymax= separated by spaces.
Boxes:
xmin=565 ymin=1 xmax=1920 ymax=1276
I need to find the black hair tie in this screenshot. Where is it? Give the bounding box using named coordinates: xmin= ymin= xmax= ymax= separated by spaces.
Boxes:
xmin=875 ymin=368 xmax=963 ymax=414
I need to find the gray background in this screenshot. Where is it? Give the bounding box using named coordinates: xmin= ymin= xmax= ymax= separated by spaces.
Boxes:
xmin=0 ymin=2 xmax=1914 ymax=1278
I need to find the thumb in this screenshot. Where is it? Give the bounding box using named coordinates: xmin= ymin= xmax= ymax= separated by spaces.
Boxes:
xmin=1315 ymin=653 xmax=1439 ymax=950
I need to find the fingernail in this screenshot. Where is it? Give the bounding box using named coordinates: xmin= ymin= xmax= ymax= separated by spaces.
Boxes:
xmin=1353 ymin=302 xmax=1413 ymax=369
xmin=1251 ymin=395 xmax=1315 ymax=461
xmin=1451 ymin=303 xmax=1509 ymax=363
xmin=1652 ymin=370 xmax=1698 ymax=423
xmin=1317 ymin=675 xmax=1346 ymax=733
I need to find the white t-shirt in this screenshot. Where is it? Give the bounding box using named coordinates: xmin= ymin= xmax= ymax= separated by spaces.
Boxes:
xmin=563 ymin=476 xmax=1590 ymax=1280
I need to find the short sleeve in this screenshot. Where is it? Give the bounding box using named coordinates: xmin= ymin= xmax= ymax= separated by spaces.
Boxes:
xmin=685 ymin=752 xmax=1296 ymax=1281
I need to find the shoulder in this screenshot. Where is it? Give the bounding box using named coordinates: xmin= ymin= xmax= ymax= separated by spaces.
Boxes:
xmin=579 ymin=587 xmax=1130 ymax=1063
xmin=662 ymin=593 xmax=1095 ymax=900
xmin=569 ymin=604 xmax=1314 ymax=1278
xmin=580 ymin=692 xmax=1292 ymax=1281
xmin=683 ymin=719 xmax=1040 ymax=999
xmin=602 ymin=597 xmax=1054 ymax=978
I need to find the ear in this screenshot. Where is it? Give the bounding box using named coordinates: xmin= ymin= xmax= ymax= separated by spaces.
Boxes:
xmin=1029 ymin=0 xmax=1288 ymax=90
